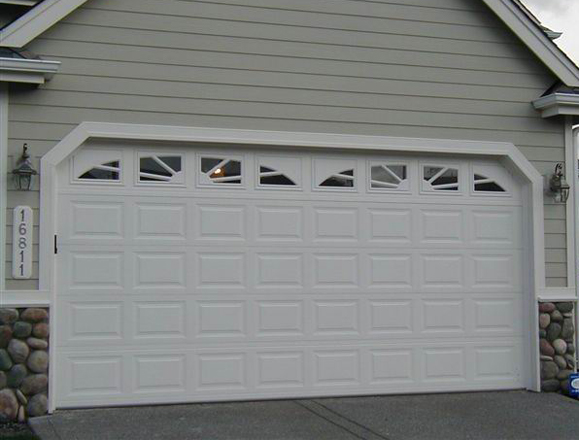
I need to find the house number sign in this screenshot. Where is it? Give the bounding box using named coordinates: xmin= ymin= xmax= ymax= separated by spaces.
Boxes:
xmin=12 ymin=206 xmax=33 ymax=279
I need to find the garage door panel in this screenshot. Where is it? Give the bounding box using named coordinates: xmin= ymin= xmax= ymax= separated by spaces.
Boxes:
xmin=56 ymin=149 xmax=526 ymax=407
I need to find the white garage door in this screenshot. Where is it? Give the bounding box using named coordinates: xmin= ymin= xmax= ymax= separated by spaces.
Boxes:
xmin=54 ymin=143 xmax=526 ymax=408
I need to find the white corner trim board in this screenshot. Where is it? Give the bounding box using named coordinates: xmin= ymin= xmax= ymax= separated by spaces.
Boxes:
xmin=0 ymin=57 xmax=60 ymax=84
xmin=533 ymin=94 xmax=579 ymax=118
xmin=0 ymin=84 xmax=7 ymax=292
xmin=0 ymin=0 xmax=90 ymax=48
xmin=481 ymin=0 xmax=579 ymax=88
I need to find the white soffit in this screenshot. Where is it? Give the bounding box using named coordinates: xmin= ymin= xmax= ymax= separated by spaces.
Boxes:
xmin=0 ymin=0 xmax=90 ymax=48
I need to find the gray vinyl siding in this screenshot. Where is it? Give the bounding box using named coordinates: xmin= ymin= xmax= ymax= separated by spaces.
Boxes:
xmin=5 ymin=0 xmax=568 ymax=288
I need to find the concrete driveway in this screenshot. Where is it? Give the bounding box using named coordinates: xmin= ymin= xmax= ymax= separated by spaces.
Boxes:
xmin=29 ymin=391 xmax=579 ymax=440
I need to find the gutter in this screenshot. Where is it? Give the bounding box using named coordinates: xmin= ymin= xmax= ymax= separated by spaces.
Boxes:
xmin=0 ymin=57 xmax=60 ymax=84
xmin=533 ymin=93 xmax=579 ymax=118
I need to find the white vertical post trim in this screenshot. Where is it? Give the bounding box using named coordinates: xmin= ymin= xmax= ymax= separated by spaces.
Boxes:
xmin=0 ymin=84 xmax=8 ymax=293
xmin=566 ymin=116 xmax=577 ymax=288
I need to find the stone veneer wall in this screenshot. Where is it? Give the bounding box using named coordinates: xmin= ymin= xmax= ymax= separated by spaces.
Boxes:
xmin=0 ymin=308 xmax=49 ymax=422
xmin=539 ymin=302 xmax=576 ymax=393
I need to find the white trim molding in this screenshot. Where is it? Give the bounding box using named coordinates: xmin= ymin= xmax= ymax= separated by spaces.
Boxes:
xmin=40 ymin=122 xmax=548 ymax=399
xmin=0 ymin=0 xmax=89 ymax=48
xmin=0 ymin=84 xmax=7 ymax=292
xmin=482 ymin=0 xmax=579 ymax=88
xmin=533 ymin=93 xmax=579 ymax=118
xmin=0 ymin=290 xmax=50 ymax=308
xmin=0 ymin=57 xmax=60 ymax=84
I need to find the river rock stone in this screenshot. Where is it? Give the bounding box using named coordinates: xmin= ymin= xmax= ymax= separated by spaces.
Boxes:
xmin=542 ymin=379 xmax=561 ymax=392
xmin=27 ymin=394 xmax=48 ymax=417
xmin=547 ymin=323 xmax=562 ymax=341
xmin=541 ymin=361 xmax=559 ymax=380
xmin=0 ymin=326 xmax=12 ymax=349
xmin=0 ymin=309 xmax=18 ymax=325
xmin=7 ymin=339 xmax=29 ymax=363
xmin=32 ymin=323 xmax=49 ymax=339
xmin=0 ymin=371 xmax=6 ymax=388
xmin=15 ymin=390 xmax=27 ymax=406
xmin=7 ymin=364 xmax=27 ymax=388
xmin=553 ymin=339 xmax=568 ymax=355
xmin=539 ymin=313 xmax=551 ymax=329
xmin=550 ymin=310 xmax=564 ymax=322
xmin=27 ymin=350 xmax=48 ymax=373
xmin=540 ymin=339 xmax=555 ymax=357
xmin=17 ymin=404 xmax=25 ymax=423
xmin=21 ymin=309 xmax=48 ymax=323
xmin=539 ymin=329 xmax=547 ymax=338
xmin=565 ymin=354 xmax=576 ymax=368
xmin=558 ymin=369 xmax=574 ymax=381
xmin=0 ymin=389 xmax=18 ymax=422
xmin=26 ymin=337 xmax=48 ymax=350
xmin=568 ymin=344 xmax=576 ymax=355
xmin=20 ymin=374 xmax=48 ymax=396
xmin=0 ymin=349 xmax=13 ymax=371
xmin=562 ymin=319 xmax=574 ymax=339
xmin=541 ymin=355 xmax=553 ymax=361
xmin=557 ymin=302 xmax=574 ymax=313
xmin=12 ymin=321 xmax=32 ymax=339
xmin=554 ymin=355 xmax=567 ymax=369
xmin=540 ymin=303 xmax=556 ymax=313
xmin=564 ymin=313 xmax=573 ymax=318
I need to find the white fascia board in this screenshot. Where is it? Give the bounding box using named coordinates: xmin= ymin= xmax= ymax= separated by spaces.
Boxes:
xmin=533 ymin=93 xmax=579 ymax=118
xmin=482 ymin=0 xmax=579 ymax=88
xmin=0 ymin=0 xmax=89 ymax=48
xmin=0 ymin=57 xmax=60 ymax=84
xmin=0 ymin=0 xmax=39 ymax=6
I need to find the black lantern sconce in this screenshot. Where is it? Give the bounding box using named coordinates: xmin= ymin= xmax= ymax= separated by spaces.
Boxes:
xmin=12 ymin=144 xmax=38 ymax=191
xmin=550 ymin=163 xmax=570 ymax=204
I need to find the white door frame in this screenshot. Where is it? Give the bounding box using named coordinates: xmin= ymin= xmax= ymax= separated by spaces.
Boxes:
xmin=40 ymin=122 xmax=546 ymax=412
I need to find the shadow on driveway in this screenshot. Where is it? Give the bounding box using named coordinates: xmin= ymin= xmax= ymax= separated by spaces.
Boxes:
xmin=29 ymin=391 xmax=579 ymax=440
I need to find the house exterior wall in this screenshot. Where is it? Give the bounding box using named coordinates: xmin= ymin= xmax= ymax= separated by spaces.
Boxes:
xmin=4 ymin=0 xmax=569 ymax=289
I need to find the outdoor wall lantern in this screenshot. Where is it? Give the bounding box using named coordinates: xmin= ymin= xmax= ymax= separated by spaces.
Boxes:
xmin=550 ymin=163 xmax=570 ymax=203
xmin=12 ymin=144 xmax=38 ymax=191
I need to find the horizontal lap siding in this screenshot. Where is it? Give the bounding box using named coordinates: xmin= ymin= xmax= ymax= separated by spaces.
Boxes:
xmin=6 ymin=0 xmax=568 ymax=288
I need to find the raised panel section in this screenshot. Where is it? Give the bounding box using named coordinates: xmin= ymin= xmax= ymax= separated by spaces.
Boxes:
xmin=368 ymin=209 xmax=411 ymax=243
xmin=256 ymin=254 xmax=303 ymax=287
xmin=471 ymin=211 xmax=516 ymax=245
xmin=474 ymin=347 xmax=517 ymax=380
xmin=257 ymin=302 xmax=303 ymax=336
xmin=135 ymin=253 xmax=186 ymax=288
xmin=370 ymin=350 xmax=413 ymax=384
xmin=134 ymin=355 xmax=186 ymax=393
xmin=135 ymin=302 xmax=186 ymax=338
xmin=136 ymin=204 xmax=186 ymax=239
xmin=198 ymin=302 xmax=246 ymax=337
xmin=256 ymin=207 xmax=302 ymax=241
xmin=70 ymin=202 xmax=123 ymax=239
xmin=472 ymin=255 xmax=516 ymax=289
xmin=314 ymin=208 xmax=357 ymax=241
xmin=67 ymin=356 xmax=122 ymax=396
xmin=198 ymin=354 xmax=246 ymax=390
xmin=369 ymin=301 xmax=413 ymax=334
xmin=423 ymin=349 xmax=466 ymax=382
xmin=369 ymin=255 xmax=412 ymax=289
xmin=198 ymin=253 xmax=245 ymax=288
xmin=420 ymin=210 xmax=463 ymax=243
xmin=68 ymin=303 xmax=122 ymax=340
xmin=421 ymin=255 xmax=464 ymax=289
xmin=314 ymin=351 xmax=359 ymax=386
xmin=314 ymin=254 xmax=358 ymax=287
xmin=422 ymin=301 xmax=464 ymax=333
xmin=71 ymin=252 xmax=123 ymax=288
xmin=474 ymin=300 xmax=517 ymax=333
xmin=198 ymin=206 xmax=245 ymax=239
xmin=257 ymin=353 xmax=304 ymax=388
xmin=314 ymin=301 xmax=359 ymax=335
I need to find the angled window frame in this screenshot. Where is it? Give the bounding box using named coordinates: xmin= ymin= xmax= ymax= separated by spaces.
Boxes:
xmin=135 ymin=151 xmax=185 ymax=187
xmin=71 ymin=148 xmax=123 ymax=185
xmin=367 ymin=160 xmax=411 ymax=194
xmin=197 ymin=153 xmax=245 ymax=188
xmin=255 ymin=155 xmax=302 ymax=191
xmin=470 ymin=163 xmax=512 ymax=198
xmin=313 ymin=157 xmax=358 ymax=192
xmin=420 ymin=161 xmax=463 ymax=195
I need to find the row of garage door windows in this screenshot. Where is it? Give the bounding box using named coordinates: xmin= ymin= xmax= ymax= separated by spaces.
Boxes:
xmin=75 ymin=153 xmax=507 ymax=194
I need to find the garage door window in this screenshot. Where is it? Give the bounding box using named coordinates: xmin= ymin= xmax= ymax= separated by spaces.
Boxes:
xmin=370 ymin=163 xmax=409 ymax=191
xmin=474 ymin=174 xmax=506 ymax=193
xmin=423 ymin=166 xmax=459 ymax=192
xmin=200 ymin=157 xmax=242 ymax=185
xmin=72 ymin=149 xmax=123 ymax=183
xmin=138 ymin=154 xmax=183 ymax=184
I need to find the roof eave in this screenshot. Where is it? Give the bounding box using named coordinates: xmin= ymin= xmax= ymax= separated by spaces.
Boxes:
xmin=533 ymin=93 xmax=579 ymax=118
xmin=0 ymin=57 xmax=60 ymax=84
